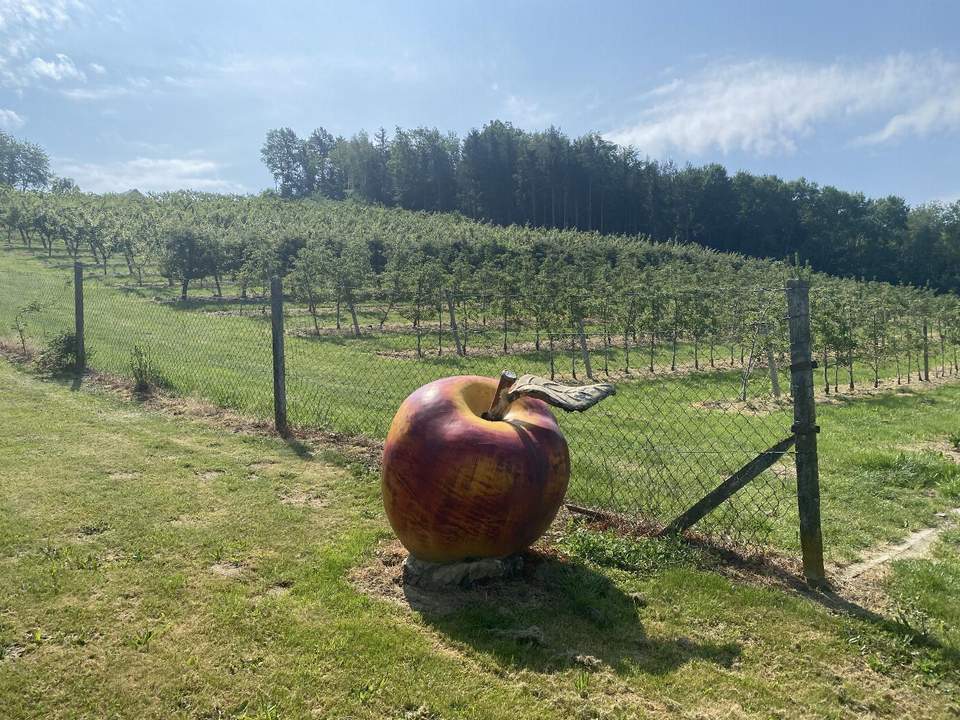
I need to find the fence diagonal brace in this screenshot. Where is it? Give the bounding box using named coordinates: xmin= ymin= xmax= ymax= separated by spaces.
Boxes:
xmin=658 ymin=434 xmax=797 ymax=537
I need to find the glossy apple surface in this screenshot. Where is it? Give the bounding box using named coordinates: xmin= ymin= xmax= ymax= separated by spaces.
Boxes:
xmin=382 ymin=375 xmax=570 ymax=563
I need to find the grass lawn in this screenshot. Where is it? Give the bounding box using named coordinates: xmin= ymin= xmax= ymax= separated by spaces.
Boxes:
xmin=1 ymin=360 xmax=958 ymax=719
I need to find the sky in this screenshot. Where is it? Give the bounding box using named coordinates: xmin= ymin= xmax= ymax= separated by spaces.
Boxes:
xmin=1 ymin=0 xmax=959 ymax=204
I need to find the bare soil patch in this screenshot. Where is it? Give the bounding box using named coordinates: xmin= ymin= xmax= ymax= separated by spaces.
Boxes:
xmin=280 ymin=490 xmax=329 ymax=510
xmin=1 ymin=644 xmax=27 ymax=662
xmin=209 ymin=561 xmax=245 ymax=579
xmin=834 ymin=509 xmax=960 ymax=586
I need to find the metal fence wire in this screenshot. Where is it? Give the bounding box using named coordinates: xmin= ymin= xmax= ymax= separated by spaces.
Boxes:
xmin=281 ymin=285 xmax=798 ymax=548
xmin=0 ymin=264 xmax=75 ymax=354
xmin=1 ymin=259 xmax=808 ymax=551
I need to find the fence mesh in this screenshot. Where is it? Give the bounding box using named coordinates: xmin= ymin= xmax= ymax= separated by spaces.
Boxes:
xmin=0 ymin=252 xmax=809 ymax=549
xmin=281 ymin=286 xmax=797 ymax=547
xmin=0 ymin=262 xmax=74 ymax=355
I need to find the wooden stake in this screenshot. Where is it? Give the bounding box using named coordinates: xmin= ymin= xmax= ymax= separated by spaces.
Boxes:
xmin=270 ymin=276 xmax=288 ymax=436
xmin=74 ymin=262 xmax=85 ymax=370
xmin=786 ymin=280 xmax=827 ymax=587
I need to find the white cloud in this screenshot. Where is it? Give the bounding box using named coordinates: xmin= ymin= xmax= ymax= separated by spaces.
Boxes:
xmin=61 ymin=85 xmax=129 ymax=100
xmin=502 ymin=94 xmax=555 ymax=129
xmin=0 ymin=1 xmax=84 ymax=39
xmin=0 ymin=107 xmax=24 ymax=129
xmin=0 ymin=1 xmax=92 ymax=87
xmin=859 ymin=93 xmax=960 ymax=145
xmin=57 ymin=156 xmax=248 ymax=194
xmin=28 ymin=53 xmax=84 ymax=82
xmin=61 ymin=75 xmax=154 ymax=101
xmin=606 ymin=53 xmax=960 ymax=157
xmin=88 ymin=61 xmax=105 ymax=75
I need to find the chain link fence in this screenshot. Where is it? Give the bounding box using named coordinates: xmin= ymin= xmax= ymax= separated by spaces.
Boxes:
xmin=1 ymin=255 xmax=817 ymax=554
xmin=281 ymin=285 xmax=798 ymax=548
xmin=0 ymin=262 xmax=74 ymax=356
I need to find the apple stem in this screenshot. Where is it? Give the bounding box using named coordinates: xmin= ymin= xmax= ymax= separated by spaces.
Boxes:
xmin=484 ymin=370 xmax=518 ymax=421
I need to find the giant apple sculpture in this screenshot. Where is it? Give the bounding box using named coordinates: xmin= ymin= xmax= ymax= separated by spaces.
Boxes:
xmin=382 ymin=372 xmax=614 ymax=563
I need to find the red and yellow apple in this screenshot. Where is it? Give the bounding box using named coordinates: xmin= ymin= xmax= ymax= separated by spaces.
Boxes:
xmin=382 ymin=375 xmax=570 ymax=563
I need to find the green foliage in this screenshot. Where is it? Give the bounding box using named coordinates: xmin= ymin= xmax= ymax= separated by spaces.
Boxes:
xmin=36 ymin=331 xmax=83 ymax=372
xmin=11 ymin=300 xmax=43 ymax=354
xmin=557 ymin=525 xmax=704 ymax=573
xmin=258 ymin=123 xmax=960 ymax=294
xmin=130 ymin=344 xmax=165 ymax=394
xmin=0 ymin=130 xmax=51 ymax=190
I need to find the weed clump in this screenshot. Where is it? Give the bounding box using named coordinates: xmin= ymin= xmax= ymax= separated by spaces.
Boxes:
xmin=36 ymin=331 xmax=84 ymax=372
xmin=130 ymin=345 xmax=166 ymax=394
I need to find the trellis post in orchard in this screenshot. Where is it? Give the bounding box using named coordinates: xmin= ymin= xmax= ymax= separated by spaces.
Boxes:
xmin=270 ymin=276 xmax=289 ymax=436
xmin=786 ymin=279 xmax=826 ymax=586
xmin=73 ymin=262 xmax=85 ymax=371
xmin=922 ymin=318 xmax=930 ymax=382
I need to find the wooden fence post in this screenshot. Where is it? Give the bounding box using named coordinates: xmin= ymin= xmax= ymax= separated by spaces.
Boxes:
xmin=270 ymin=276 xmax=288 ymax=435
xmin=786 ymin=280 xmax=827 ymax=586
xmin=74 ymin=262 xmax=85 ymax=371
xmin=922 ymin=318 xmax=930 ymax=382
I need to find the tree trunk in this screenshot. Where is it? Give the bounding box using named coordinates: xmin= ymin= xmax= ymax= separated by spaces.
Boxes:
xmin=575 ymin=315 xmax=593 ymax=379
xmin=348 ymin=298 xmax=361 ymax=338
xmin=308 ymin=289 xmax=320 ymax=335
xmin=740 ymin=335 xmax=757 ymax=402
xmin=766 ymin=341 xmax=780 ymax=398
xmin=649 ymin=330 xmax=656 ymax=373
xmin=502 ymin=301 xmax=509 ymax=354
xmin=623 ymin=326 xmax=630 ymax=373
xmin=570 ymin=330 xmax=577 ymax=379
xmin=180 ymin=277 xmax=189 ymax=300
xmin=414 ymin=306 xmax=423 ymax=358
xmin=671 ymin=326 xmax=678 ymax=371
xmin=445 ymin=291 xmax=464 ymax=356
xmin=847 ymin=342 xmax=854 ymax=391
xmin=823 ymin=347 xmax=830 ymax=394
xmin=548 ymin=332 xmax=555 ymax=380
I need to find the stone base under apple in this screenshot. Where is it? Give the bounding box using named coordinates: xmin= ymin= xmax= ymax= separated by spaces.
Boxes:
xmin=403 ymin=553 xmax=524 ymax=590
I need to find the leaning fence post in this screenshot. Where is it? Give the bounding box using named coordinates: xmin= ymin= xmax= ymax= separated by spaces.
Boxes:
xmin=73 ymin=261 xmax=85 ymax=371
xmin=786 ymin=280 xmax=826 ymax=586
xmin=270 ymin=276 xmax=288 ymax=435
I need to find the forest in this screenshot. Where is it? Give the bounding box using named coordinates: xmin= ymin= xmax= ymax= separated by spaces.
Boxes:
xmin=261 ymin=122 xmax=960 ymax=293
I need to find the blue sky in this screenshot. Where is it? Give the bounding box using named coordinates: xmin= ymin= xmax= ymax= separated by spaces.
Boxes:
xmin=1 ymin=0 xmax=958 ymax=204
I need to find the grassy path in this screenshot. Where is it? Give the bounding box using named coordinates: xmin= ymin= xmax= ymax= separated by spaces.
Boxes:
xmin=1 ymin=361 xmax=958 ymax=718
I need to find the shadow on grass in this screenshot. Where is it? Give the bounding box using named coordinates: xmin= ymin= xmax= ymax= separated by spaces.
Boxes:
xmin=404 ymin=553 xmax=741 ymax=676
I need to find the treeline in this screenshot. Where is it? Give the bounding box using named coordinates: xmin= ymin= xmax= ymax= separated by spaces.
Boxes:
xmin=261 ymin=122 xmax=960 ymax=294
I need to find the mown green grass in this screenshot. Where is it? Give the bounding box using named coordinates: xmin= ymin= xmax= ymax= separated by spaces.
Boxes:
xmin=0 ymin=361 xmax=958 ymax=719
xmin=3 ymin=248 xmax=960 ymax=560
